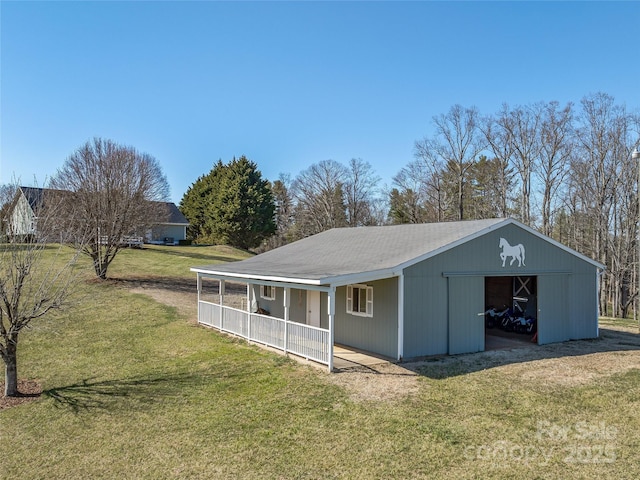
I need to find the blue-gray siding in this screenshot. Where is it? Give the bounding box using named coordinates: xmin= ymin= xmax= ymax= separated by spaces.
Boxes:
xmin=403 ymin=223 xmax=599 ymax=358
xmin=334 ymin=278 xmax=398 ymax=359
xmin=447 ymin=276 xmax=485 ymax=354
xmin=251 ymin=286 xmax=323 ymax=327
xmin=149 ymin=224 xmax=186 ymax=243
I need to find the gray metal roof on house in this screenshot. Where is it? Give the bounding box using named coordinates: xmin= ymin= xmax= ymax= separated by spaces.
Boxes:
xmin=20 ymin=186 xmax=51 ymax=212
xmin=192 ymin=218 xmax=515 ymax=285
xmin=161 ymin=202 xmax=189 ymax=225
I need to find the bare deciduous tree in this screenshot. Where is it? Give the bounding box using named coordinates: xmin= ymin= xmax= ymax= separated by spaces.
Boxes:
xmin=413 ymin=138 xmax=447 ymax=222
xmin=344 ymin=158 xmax=381 ymax=227
xmin=570 ymin=93 xmax=638 ymax=314
xmin=481 ymin=105 xmax=518 ymax=218
xmin=394 ymin=94 xmax=640 ymax=317
xmin=291 ymin=160 xmax=348 ymax=237
xmin=262 ymin=174 xmax=295 ymax=250
xmin=538 ymin=101 xmax=573 ymax=236
xmin=390 ymin=159 xmax=434 ymax=224
xmin=498 ymin=103 xmax=543 ymax=225
xmin=575 ymin=94 xmax=624 ymax=265
xmin=0 ymin=183 xmax=84 ymax=397
xmin=416 ymin=105 xmax=485 ymax=220
xmin=50 ymin=138 xmax=170 ymax=279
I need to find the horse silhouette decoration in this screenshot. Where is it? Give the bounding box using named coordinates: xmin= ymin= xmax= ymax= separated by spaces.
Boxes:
xmin=499 ymin=237 xmax=526 ymax=267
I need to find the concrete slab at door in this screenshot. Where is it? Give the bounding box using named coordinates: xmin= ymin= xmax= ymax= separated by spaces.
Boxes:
xmin=448 ymin=276 xmax=485 ymax=355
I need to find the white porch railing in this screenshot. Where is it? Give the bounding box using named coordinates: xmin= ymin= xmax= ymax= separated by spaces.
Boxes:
xmin=198 ymin=300 xmax=331 ymax=366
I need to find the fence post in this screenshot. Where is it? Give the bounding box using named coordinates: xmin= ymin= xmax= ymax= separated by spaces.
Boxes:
xmin=197 ymin=273 xmax=202 ymax=324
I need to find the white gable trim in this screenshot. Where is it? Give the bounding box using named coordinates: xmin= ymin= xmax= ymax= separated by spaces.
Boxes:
xmin=191 ymin=269 xmax=333 ymax=292
xmin=190 ymin=267 xmax=326 ymax=286
xmin=190 ymin=265 xmax=403 ymax=288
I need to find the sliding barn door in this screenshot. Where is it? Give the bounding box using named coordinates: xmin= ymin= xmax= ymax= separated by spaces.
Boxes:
xmin=448 ymin=276 xmax=485 ymax=354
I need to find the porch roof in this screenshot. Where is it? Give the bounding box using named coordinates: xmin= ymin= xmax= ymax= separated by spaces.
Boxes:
xmin=192 ymin=218 xmax=512 ymax=286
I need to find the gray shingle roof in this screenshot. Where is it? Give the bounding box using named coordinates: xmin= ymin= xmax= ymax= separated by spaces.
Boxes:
xmin=192 ymin=218 xmax=508 ymax=284
xmin=160 ymin=202 xmax=189 ymax=225
xmin=20 ymin=186 xmax=54 ymax=212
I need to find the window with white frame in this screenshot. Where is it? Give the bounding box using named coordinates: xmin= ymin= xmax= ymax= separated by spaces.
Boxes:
xmin=346 ymin=284 xmax=373 ymax=317
xmin=260 ymin=285 xmax=276 ymax=301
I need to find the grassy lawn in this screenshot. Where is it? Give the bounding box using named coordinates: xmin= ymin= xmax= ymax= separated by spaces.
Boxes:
xmin=2 ymin=246 xmax=639 ymax=479
xmin=599 ymin=315 xmax=640 ymax=331
xmin=106 ymin=243 xmax=251 ymax=279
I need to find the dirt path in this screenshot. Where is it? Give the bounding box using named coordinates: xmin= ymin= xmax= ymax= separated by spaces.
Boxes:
xmin=130 ymin=286 xmax=198 ymax=319
xmin=131 ymin=285 xmax=640 ymax=402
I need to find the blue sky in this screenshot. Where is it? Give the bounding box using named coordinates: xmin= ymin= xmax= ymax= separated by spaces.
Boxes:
xmin=2 ymin=1 xmax=639 ymax=204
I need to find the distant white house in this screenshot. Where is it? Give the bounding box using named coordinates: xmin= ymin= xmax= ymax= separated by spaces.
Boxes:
xmin=7 ymin=186 xmax=189 ymax=245
xmin=7 ymin=186 xmax=41 ymax=238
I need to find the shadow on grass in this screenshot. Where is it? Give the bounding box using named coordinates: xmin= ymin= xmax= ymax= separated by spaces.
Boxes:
xmin=411 ymin=327 xmax=640 ymax=380
xmin=108 ymin=276 xmax=197 ymax=293
xmin=108 ymin=275 xmax=248 ymax=297
xmin=43 ymin=372 xmax=216 ymax=413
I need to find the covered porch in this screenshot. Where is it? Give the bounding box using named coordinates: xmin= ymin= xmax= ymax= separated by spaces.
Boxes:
xmin=195 ymin=273 xmax=338 ymax=371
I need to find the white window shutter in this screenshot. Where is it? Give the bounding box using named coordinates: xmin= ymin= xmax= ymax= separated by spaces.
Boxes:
xmin=346 ymin=285 xmax=353 ymax=313
xmin=260 ymin=285 xmax=275 ymax=300
xmin=366 ymin=286 xmax=373 ymax=317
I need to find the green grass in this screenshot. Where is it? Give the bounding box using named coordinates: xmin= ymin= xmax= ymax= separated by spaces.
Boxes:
xmin=105 ymin=244 xmax=252 ymax=279
xmin=599 ymin=315 xmax=640 ymax=331
xmin=2 ymin=246 xmax=640 ymax=479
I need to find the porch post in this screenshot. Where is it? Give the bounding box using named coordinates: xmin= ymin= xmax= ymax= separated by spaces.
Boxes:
xmin=328 ymin=286 xmax=336 ymax=372
xmin=283 ymin=287 xmax=290 ymax=354
xmin=397 ymin=271 xmax=404 ymax=361
xmin=197 ymin=273 xmax=202 ymax=324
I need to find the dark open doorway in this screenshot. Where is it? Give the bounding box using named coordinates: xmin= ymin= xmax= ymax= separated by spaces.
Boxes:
xmin=484 ymin=276 xmax=538 ymax=349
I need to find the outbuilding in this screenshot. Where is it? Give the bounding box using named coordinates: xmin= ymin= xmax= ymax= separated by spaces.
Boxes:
xmin=192 ymin=218 xmax=604 ymax=370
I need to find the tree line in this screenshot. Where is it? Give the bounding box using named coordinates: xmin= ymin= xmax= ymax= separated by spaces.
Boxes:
xmin=180 ymin=156 xmax=386 ymax=249
xmin=182 ymin=92 xmax=640 ymax=318
xmin=390 ymin=93 xmax=640 ymax=318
